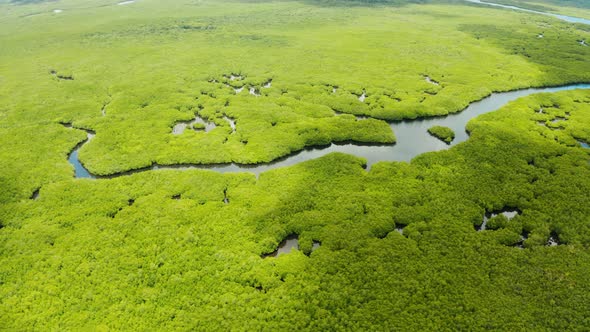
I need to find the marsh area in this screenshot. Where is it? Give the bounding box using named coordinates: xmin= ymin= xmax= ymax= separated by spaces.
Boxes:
xmin=2 ymin=0 xmax=590 ymax=330
xmin=69 ymin=83 xmax=590 ymax=178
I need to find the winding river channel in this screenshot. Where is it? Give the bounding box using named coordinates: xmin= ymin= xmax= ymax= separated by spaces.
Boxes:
xmin=63 ymin=1 xmax=590 ymax=179
xmin=69 ymin=84 xmax=590 ymax=179
xmin=464 ymin=0 xmax=590 ymax=25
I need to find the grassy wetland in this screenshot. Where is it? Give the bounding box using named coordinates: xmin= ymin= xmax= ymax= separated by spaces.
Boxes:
xmin=1 ymin=0 xmax=590 ymax=330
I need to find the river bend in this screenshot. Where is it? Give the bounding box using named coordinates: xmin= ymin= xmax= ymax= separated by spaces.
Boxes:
xmin=67 ymin=84 xmax=590 ymax=178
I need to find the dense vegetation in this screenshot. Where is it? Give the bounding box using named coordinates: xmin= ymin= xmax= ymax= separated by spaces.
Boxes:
xmin=482 ymin=0 xmax=590 ymax=10
xmin=428 ymin=125 xmax=455 ymax=143
xmin=2 ymin=90 xmax=590 ymax=330
xmin=1 ymin=0 xmax=590 ymax=330
xmin=475 ymin=0 xmax=590 ymax=19
xmin=0 ymin=0 xmax=588 ymax=193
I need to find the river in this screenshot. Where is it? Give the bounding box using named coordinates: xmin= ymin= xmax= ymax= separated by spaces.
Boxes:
xmin=464 ymin=0 xmax=590 ymax=25
xmin=68 ymin=84 xmax=590 ymax=179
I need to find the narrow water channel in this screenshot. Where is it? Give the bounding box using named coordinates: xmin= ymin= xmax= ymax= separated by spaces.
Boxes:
xmin=464 ymin=0 xmax=590 ymax=25
xmin=68 ymin=84 xmax=590 ymax=179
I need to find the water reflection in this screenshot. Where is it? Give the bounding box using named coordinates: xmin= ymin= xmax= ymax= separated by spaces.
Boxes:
xmin=477 ymin=209 xmax=520 ymax=231
xmin=172 ymin=115 xmax=217 ymax=134
xmin=67 ymin=130 xmax=95 ymax=179
xmin=264 ymin=235 xmax=299 ymax=257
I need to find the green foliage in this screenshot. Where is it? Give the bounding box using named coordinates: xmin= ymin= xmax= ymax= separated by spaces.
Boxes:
xmin=480 ymin=0 xmax=555 ymax=11
xmin=304 ymin=0 xmax=429 ymax=6
xmin=460 ymin=22 xmax=590 ymax=84
xmin=0 ymin=0 xmax=588 ymax=185
xmin=2 ymin=88 xmax=590 ymax=330
xmin=192 ymin=122 xmax=206 ymax=130
xmin=2 ymin=0 xmax=590 ymax=330
xmin=428 ymin=125 xmax=455 ymax=143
